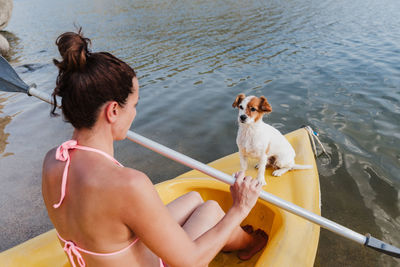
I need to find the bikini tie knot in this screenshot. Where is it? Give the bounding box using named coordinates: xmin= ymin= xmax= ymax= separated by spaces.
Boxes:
xmin=56 ymin=140 xmax=78 ymax=161
xmin=63 ymin=240 xmax=86 ymax=267
xmin=53 ymin=140 xmax=78 ymax=208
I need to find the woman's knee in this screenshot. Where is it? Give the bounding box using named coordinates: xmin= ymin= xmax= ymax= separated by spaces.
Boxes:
xmin=202 ymin=200 xmax=225 ymax=220
xmin=182 ymin=200 xmax=226 ymax=239
xmin=188 ymin=191 xmax=204 ymax=203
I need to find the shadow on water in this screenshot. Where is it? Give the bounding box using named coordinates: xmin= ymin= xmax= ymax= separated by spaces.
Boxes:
xmin=0 ymin=94 xmax=13 ymax=157
xmin=366 ymin=167 xmax=400 ymax=220
xmin=15 ymin=63 xmax=46 ymax=73
xmin=0 ymin=29 xmax=26 ymax=158
xmin=314 ymin=141 xmax=399 ymax=266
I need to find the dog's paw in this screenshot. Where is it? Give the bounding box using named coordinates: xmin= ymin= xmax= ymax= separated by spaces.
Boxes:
xmin=272 ymin=169 xmax=286 ymax=177
xmin=257 ymin=178 xmax=267 ymax=186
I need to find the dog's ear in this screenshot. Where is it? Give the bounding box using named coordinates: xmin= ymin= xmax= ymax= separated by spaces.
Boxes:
xmin=232 ymin=93 xmax=245 ymax=108
xmin=259 ymin=96 xmax=272 ymax=113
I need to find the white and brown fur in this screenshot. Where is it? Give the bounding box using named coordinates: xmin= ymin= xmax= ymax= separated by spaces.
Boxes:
xmin=233 ymin=93 xmax=312 ymax=185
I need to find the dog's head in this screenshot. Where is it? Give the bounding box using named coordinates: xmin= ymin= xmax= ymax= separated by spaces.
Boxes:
xmin=232 ymin=93 xmax=272 ymax=124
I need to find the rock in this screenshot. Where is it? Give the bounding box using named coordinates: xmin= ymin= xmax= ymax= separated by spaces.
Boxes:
xmin=0 ymin=33 xmax=9 ymax=55
xmin=0 ymin=0 xmax=13 ymax=55
xmin=0 ymin=0 xmax=13 ymax=30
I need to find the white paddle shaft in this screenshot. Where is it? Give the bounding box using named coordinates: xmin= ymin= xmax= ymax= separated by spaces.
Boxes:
xmin=28 ymin=87 xmax=54 ymax=106
xmin=27 ymin=87 xmax=367 ymax=245
xmin=126 ymin=131 xmax=367 ymax=245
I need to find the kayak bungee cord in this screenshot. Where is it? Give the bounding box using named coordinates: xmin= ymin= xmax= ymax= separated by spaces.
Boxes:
xmin=303 ymin=125 xmax=328 ymax=158
xmin=0 ymin=55 xmax=399 ymax=258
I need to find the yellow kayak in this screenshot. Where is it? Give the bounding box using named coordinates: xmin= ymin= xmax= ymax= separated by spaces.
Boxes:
xmin=0 ymin=128 xmax=320 ymax=266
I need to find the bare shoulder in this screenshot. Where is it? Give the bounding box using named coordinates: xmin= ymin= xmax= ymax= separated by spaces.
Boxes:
xmin=113 ymin=167 xmax=162 ymax=214
xmin=42 ymin=147 xmax=61 ymax=206
xmin=42 ymin=147 xmax=58 ymax=173
xmin=44 ymin=147 xmax=57 ymax=160
xmin=115 ymin=167 xmax=155 ymax=193
xmin=117 ymin=167 xmax=150 ymax=182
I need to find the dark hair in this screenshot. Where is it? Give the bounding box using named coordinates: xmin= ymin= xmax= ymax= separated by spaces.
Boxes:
xmin=51 ymin=28 xmax=136 ymax=129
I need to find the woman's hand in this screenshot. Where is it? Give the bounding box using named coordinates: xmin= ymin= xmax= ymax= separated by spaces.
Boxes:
xmin=230 ymin=171 xmax=263 ymax=218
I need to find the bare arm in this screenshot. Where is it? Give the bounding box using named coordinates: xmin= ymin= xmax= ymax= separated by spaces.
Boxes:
xmin=120 ymin=169 xmax=261 ymax=267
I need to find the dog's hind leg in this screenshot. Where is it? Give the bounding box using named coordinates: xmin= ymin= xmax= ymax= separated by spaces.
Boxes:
xmin=255 ymin=156 xmax=276 ymax=169
xmin=272 ymin=167 xmax=290 ymax=177
xmin=271 ymin=157 xmax=292 ymax=176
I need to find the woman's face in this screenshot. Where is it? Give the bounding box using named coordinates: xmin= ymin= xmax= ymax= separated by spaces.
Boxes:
xmin=116 ymin=77 xmax=139 ymax=140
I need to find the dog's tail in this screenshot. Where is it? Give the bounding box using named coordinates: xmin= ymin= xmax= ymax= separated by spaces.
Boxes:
xmin=291 ymin=164 xmax=313 ymax=170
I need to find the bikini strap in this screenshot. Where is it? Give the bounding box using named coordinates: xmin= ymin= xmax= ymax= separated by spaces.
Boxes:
xmin=56 ymin=231 xmax=138 ymax=267
xmin=57 ymin=232 xmax=86 ymax=267
xmin=53 ymin=140 xmax=123 ymax=209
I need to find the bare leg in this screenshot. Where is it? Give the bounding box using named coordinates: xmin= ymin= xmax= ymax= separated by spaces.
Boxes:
xmin=166 ymin=191 xmax=204 ymax=225
xmin=182 ymin=200 xmax=256 ymax=252
xmin=167 ymin=192 xmax=268 ymax=259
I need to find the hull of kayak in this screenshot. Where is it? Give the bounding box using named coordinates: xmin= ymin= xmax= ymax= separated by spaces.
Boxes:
xmin=0 ymin=128 xmax=320 ymax=267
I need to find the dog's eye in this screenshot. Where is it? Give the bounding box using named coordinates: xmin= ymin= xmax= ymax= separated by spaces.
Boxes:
xmin=239 ymin=105 xmax=243 ymax=110
xmin=250 ymin=107 xmax=256 ymax=112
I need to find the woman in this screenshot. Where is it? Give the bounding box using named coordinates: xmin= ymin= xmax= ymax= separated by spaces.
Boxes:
xmin=42 ymin=29 xmax=267 ymax=267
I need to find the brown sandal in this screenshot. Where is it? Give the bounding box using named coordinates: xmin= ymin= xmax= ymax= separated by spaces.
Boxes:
xmin=237 ymin=229 xmax=269 ymax=261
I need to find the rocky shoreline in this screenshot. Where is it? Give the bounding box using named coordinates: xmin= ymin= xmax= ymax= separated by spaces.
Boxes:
xmin=0 ymin=0 xmax=13 ymax=56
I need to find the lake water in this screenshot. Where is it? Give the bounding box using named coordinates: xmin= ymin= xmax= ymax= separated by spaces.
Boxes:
xmin=1 ymin=0 xmax=399 ymax=265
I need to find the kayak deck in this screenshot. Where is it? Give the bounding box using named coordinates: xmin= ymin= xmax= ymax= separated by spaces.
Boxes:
xmin=0 ymin=128 xmax=320 ymax=267
xmin=163 ymin=128 xmax=321 ymax=266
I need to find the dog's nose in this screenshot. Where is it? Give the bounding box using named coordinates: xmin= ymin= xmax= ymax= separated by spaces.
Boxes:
xmin=240 ymin=115 xmax=247 ymax=122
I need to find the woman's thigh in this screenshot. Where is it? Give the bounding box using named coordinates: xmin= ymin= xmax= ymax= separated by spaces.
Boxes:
xmin=166 ymin=191 xmax=204 ymax=225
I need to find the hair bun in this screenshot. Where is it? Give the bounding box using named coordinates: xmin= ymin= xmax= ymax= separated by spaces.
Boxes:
xmin=53 ymin=28 xmax=91 ymax=72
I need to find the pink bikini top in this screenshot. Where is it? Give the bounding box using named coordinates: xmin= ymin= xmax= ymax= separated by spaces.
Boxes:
xmin=53 ymin=140 xmax=139 ymax=267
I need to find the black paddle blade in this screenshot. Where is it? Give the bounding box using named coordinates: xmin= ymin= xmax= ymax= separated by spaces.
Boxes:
xmin=0 ymin=56 xmax=30 ymax=93
xmin=365 ymin=234 xmax=400 ymax=258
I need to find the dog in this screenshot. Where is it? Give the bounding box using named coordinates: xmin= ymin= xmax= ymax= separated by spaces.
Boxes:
xmin=232 ymin=93 xmax=312 ymax=185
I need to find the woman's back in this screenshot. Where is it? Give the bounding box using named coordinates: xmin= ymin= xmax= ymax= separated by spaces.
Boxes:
xmin=42 ymin=145 xmax=161 ymax=267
